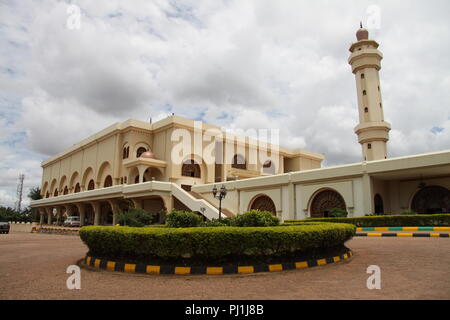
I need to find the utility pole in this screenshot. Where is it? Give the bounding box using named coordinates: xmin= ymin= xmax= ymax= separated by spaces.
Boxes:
xmin=15 ymin=174 xmax=25 ymax=212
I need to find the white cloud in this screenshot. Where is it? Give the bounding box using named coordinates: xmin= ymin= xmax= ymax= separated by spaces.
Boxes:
xmin=1 ymin=0 xmax=450 ymax=207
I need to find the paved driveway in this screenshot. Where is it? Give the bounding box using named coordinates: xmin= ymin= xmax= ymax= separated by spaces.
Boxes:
xmin=0 ymin=232 xmax=449 ymax=300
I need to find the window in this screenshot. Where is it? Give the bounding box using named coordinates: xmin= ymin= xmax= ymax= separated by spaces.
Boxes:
xmin=136 ymin=147 xmax=147 ymax=158
xmin=63 ymin=186 xmax=69 ymax=195
xmin=74 ymin=183 xmax=81 ymax=193
xmin=361 ymin=73 xmax=365 ymax=79
xmin=46 ymin=192 xmax=50 ymax=198
xmin=364 ymin=107 xmax=368 ymax=113
xmin=104 ymin=175 xmax=113 ymax=188
xmin=232 ymin=154 xmax=246 ymax=170
xmin=363 ymin=90 xmax=367 ymax=95
xmin=380 ymin=103 xmax=382 ymax=108
xmin=123 ymin=146 xmax=130 ymax=159
xmin=263 ymin=160 xmax=275 ymax=174
xmin=182 ymin=159 xmax=201 ymax=178
xmin=54 ymin=189 xmax=58 ymax=197
xmin=88 ymin=179 xmax=95 ymax=190
xmin=368 ymin=144 xmax=372 ymax=149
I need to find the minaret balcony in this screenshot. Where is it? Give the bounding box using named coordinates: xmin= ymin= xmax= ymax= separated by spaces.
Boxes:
xmin=354 ymin=121 xmax=391 ymax=144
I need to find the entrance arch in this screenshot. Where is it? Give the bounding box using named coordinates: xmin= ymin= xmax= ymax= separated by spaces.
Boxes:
xmin=310 ymin=189 xmax=346 ymax=218
xmin=249 ymin=195 xmax=276 ymax=215
xmin=411 ymin=186 xmax=450 ymax=214
xmin=374 ymin=194 xmax=384 ymax=215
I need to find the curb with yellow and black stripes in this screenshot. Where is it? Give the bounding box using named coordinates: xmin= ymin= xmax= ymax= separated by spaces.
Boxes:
xmin=356 ymin=232 xmax=449 ymax=237
xmin=355 ymin=226 xmax=450 ymax=238
xmin=83 ymin=249 xmax=353 ymax=275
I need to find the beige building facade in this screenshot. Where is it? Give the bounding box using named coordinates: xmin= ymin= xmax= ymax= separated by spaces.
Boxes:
xmin=31 ymin=27 xmax=450 ymax=224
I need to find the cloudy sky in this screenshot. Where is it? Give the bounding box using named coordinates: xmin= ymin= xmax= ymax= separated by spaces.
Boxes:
xmin=1 ymin=0 xmax=449 ymax=208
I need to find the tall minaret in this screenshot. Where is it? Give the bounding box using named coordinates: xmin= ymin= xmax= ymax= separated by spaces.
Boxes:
xmin=349 ymin=24 xmax=391 ymax=161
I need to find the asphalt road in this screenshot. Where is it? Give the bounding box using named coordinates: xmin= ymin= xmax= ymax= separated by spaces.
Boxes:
xmin=0 ymin=232 xmax=449 ymax=300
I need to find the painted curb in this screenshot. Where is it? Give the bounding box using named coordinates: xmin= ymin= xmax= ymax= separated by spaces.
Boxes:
xmin=355 ymin=232 xmax=450 ymax=238
xmin=356 ymin=226 xmax=450 ymax=232
xmin=83 ymin=250 xmax=353 ymax=276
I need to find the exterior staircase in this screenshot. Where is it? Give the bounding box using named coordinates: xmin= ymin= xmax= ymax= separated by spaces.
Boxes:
xmin=170 ymin=184 xmax=226 ymax=220
xmin=189 ymin=191 xmax=235 ymax=218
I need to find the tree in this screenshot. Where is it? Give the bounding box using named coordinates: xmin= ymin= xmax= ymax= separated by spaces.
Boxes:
xmin=28 ymin=187 xmax=42 ymax=200
xmin=28 ymin=186 xmax=42 ymax=222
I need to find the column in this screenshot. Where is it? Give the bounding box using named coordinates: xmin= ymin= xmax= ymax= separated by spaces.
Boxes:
xmin=46 ymin=207 xmax=53 ymax=225
xmin=91 ymin=202 xmax=101 ymax=226
xmin=76 ymin=204 xmax=86 ymax=227
xmin=362 ymin=173 xmax=373 ymax=216
xmin=108 ymin=200 xmax=121 ymax=226
xmin=39 ymin=209 xmax=45 ymax=225
xmin=55 ymin=207 xmax=63 ymax=226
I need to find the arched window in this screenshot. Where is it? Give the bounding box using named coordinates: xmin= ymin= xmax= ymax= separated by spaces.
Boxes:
xmin=126 ymin=146 xmax=130 ymax=158
xmin=136 ymin=147 xmax=147 ymax=158
xmin=54 ymin=189 xmax=58 ymax=197
xmin=250 ymin=195 xmax=276 ymax=215
xmin=310 ymin=189 xmax=346 ymax=218
xmin=361 ymin=73 xmax=365 ymax=79
xmin=374 ymin=194 xmax=384 ymax=215
xmin=123 ymin=147 xmax=127 ymax=159
xmin=411 ymin=186 xmax=450 ymax=214
xmin=134 ymin=175 xmax=140 ymax=184
xmin=46 ymin=192 xmax=50 ymax=198
xmin=104 ymin=175 xmax=113 ymax=188
xmin=232 ymin=154 xmax=246 ymax=170
xmin=63 ymin=186 xmax=69 ymax=195
xmin=263 ymin=160 xmax=275 ymax=174
xmin=87 ymin=179 xmax=95 ymax=191
xmin=74 ymin=183 xmax=81 ymax=193
xmin=182 ymin=159 xmax=201 ymax=178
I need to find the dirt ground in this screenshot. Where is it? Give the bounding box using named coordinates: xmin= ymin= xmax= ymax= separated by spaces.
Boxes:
xmin=0 ymin=232 xmax=449 ymax=300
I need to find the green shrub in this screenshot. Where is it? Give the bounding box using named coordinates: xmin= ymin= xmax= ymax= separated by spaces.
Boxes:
xmin=117 ymin=209 xmax=153 ymax=227
xmin=166 ymin=209 xmax=203 ymax=228
xmin=234 ymin=210 xmax=280 ymax=227
xmin=401 ymin=210 xmax=417 ymax=215
xmin=285 ymin=214 xmax=450 ymax=227
xmin=202 ymin=219 xmax=229 ymax=227
xmin=79 ymin=222 xmax=355 ymax=263
xmin=330 ymin=208 xmax=348 ymax=218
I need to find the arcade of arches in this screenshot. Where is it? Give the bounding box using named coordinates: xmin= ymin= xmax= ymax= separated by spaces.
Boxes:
xmin=38 ymin=196 xmax=168 ymax=226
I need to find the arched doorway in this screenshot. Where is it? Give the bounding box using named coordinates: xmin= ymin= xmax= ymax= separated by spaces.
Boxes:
xmin=249 ymin=195 xmax=276 ymax=215
xmin=310 ymin=189 xmax=346 ymax=218
xmin=374 ymin=194 xmax=384 ymax=215
xmin=142 ymin=196 xmax=167 ymax=224
xmin=411 ymin=186 xmax=450 ymax=214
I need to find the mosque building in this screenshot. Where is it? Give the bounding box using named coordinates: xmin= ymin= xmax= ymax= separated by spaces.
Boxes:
xmin=31 ymin=26 xmax=450 ymax=225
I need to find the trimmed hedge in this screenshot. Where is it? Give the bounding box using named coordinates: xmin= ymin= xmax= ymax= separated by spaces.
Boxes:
xmin=166 ymin=210 xmax=203 ymax=228
xmin=79 ymin=222 xmax=355 ymax=264
xmin=233 ymin=210 xmax=280 ymax=227
xmin=285 ymin=214 xmax=450 ymax=227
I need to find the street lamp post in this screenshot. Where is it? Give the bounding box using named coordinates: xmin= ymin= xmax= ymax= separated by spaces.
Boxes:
xmin=212 ymin=185 xmax=227 ymax=221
